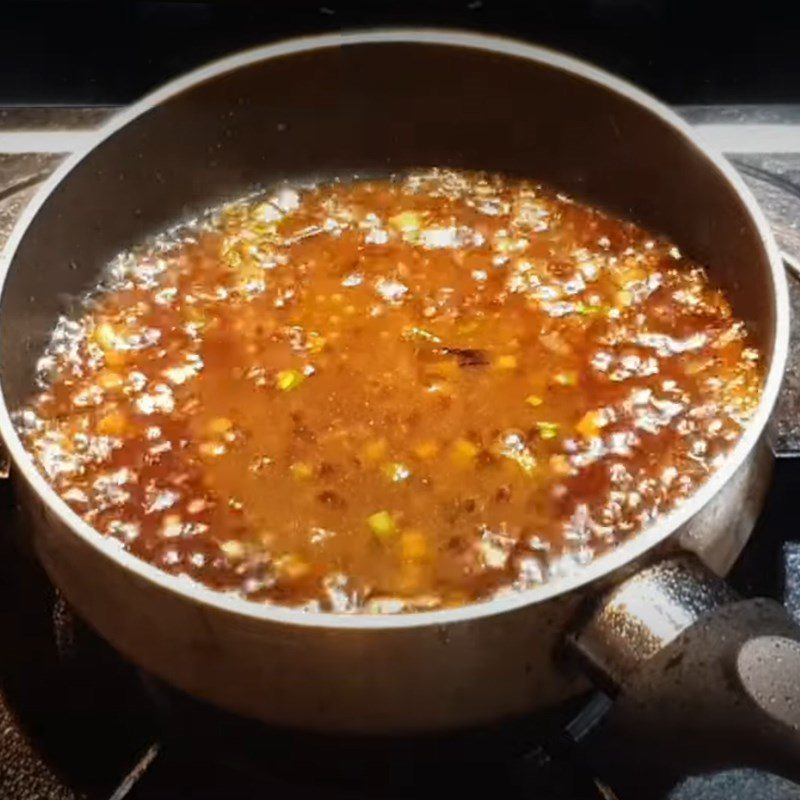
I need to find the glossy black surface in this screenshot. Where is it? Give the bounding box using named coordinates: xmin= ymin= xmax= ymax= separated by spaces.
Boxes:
xmin=2 ymin=2 xmax=800 ymax=106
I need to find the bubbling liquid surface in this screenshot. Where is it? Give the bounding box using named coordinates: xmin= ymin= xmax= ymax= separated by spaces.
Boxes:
xmin=16 ymin=170 xmax=763 ymax=613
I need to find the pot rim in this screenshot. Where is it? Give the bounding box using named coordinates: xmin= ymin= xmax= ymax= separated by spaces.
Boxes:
xmin=0 ymin=28 xmax=789 ymax=631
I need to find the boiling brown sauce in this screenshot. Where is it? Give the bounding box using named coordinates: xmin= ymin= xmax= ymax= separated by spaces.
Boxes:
xmin=17 ymin=170 xmax=763 ymax=613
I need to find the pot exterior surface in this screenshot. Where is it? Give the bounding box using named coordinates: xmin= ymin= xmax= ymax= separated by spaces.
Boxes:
xmin=19 ymin=434 xmax=771 ymax=734
xmin=0 ymin=33 xmax=786 ymax=732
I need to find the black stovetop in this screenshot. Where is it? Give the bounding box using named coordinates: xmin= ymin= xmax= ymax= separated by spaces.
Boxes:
xmin=2 ymin=106 xmax=800 ymax=799
xmin=4 ymin=2 xmax=800 ymax=107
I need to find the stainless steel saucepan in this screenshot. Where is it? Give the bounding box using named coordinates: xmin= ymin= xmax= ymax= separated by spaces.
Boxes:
xmin=0 ymin=30 xmax=797 ymax=795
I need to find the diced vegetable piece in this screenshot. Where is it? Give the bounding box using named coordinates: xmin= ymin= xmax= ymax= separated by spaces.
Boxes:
xmin=413 ymin=440 xmax=440 ymax=460
xmin=382 ymin=462 xmax=412 ymax=482
xmin=402 ymin=326 xmax=441 ymax=344
xmin=513 ymin=450 xmax=537 ymax=476
xmin=275 ymin=553 xmax=310 ymax=579
xmin=199 ymin=441 xmax=226 ymax=458
xmin=220 ymin=540 xmax=245 ymax=560
xmin=97 ymin=410 xmax=128 ymax=437
xmin=686 ymin=358 xmax=712 ymax=375
xmin=361 ymin=439 xmax=388 ymax=463
xmin=187 ymin=498 xmax=209 ymax=514
xmin=525 ymin=394 xmax=543 ymax=408
xmin=479 ymin=535 xmax=512 ymax=568
xmin=536 ymin=421 xmax=560 ymax=440
xmin=450 ymin=438 xmax=479 ymax=468
xmin=97 ymin=370 xmax=124 ymax=391
xmin=400 ymin=531 xmax=429 ymax=562
xmin=206 ymin=417 xmax=233 ymax=436
xmin=104 ymin=349 xmax=127 ymax=367
xmin=494 ymin=354 xmax=518 ymax=371
xmin=616 ymin=267 xmax=647 ymax=286
xmin=182 ymin=305 xmax=207 ymax=327
xmin=290 ymin=462 xmax=313 ymax=480
xmin=94 ymin=323 xmax=128 ymax=366
xmin=549 ymin=454 xmax=573 ymax=476
xmin=540 ymin=331 xmax=572 ymax=356
xmin=495 ymin=431 xmax=537 ymax=476
xmin=575 ymin=410 xmax=606 ymax=439
xmin=368 ymin=510 xmax=397 ymax=540
xmin=306 ymin=331 xmax=327 ymax=354
xmin=495 ymin=237 xmax=522 ymax=254
xmin=615 ymin=290 xmax=633 ymax=307
xmin=553 ymin=371 xmax=577 ymax=387
xmin=389 ymin=211 xmax=422 ymax=232
xmin=93 ymin=322 xmax=118 ymax=351
xmin=397 ymin=563 xmax=423 ymax=593
xmin=277 ymin=369 xmax=305 ymax=391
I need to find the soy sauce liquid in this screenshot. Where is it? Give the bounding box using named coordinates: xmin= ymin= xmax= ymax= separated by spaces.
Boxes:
xmin=19 ymin=170 xmax=763 ymax=612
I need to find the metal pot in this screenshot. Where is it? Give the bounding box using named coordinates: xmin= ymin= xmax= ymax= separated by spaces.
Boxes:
xmin=0 ymin=31 xmax=797 ymax=793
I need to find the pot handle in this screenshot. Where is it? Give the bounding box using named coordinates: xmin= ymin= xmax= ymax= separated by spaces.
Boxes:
xmin=569 ymin=555 xmax=800 ymax=796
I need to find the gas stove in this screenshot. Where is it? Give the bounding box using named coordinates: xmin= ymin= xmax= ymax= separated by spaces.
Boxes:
xmin=1 ymin=105 xmax=800 ymax=800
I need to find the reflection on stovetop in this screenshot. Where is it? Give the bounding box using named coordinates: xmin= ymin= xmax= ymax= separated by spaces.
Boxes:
xmin=2 ymin=106 xmax=800 ymax=800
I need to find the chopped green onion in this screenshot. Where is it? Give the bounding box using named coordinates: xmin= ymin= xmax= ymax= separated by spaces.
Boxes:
xmin=276 ymin=369 xmax=305 ymax=391
xmin=306 ymin=331 xmax=327 ymax=354
xmin=514 ymin=450 xmax=537 ymax=476
xmin=402 ymin=326 xmax=441 ymax=344
xmin=367 ymin=510 xmax=397 ymax=540
xmin=536 ymin=421 xmax=560 ymax=440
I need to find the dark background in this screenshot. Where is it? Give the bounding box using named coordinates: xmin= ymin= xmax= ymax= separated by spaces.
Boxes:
xmin=2 ymin=1 xmax=800 ymax=106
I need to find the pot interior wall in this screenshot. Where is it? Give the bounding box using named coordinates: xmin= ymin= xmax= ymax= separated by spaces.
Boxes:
xmin=0 ymin=40 xmax=778 ymax=407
